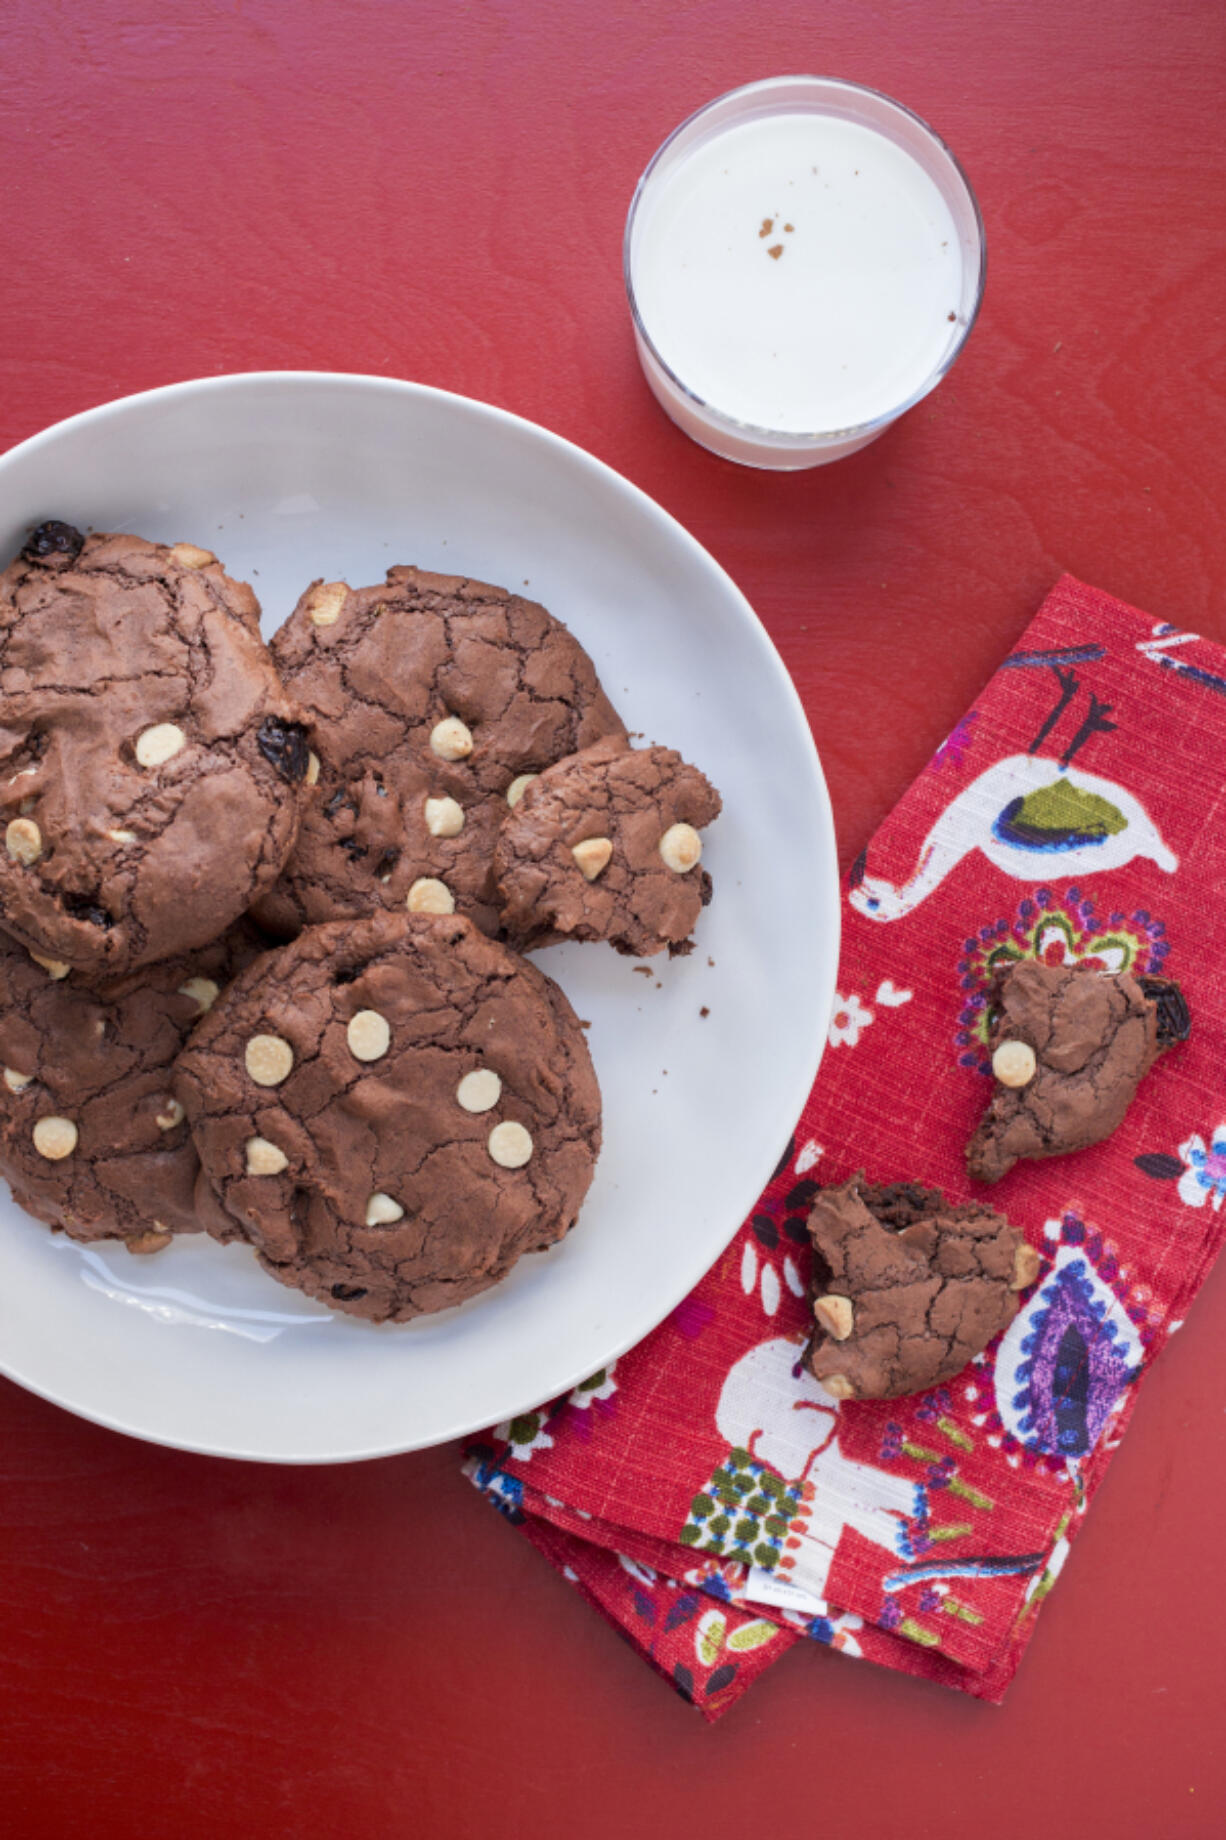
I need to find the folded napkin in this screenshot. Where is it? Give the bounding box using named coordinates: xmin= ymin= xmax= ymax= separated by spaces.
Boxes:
xmin=465 ymin=575 xmax=1226 ymax=1717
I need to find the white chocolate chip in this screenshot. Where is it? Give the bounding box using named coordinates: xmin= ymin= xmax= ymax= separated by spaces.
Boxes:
xmin=244 ymin=1033 xmax=294 ymax=1086
xmin=659 ymin=822 xmax=702 ymax=874
xmin=33 ymin=1116 xmax=77 ymax=1160
xmin=106 ymin=828 xmax=137 ymax=844
xmin=813 ymin=1294 xmax=855 ymax=1341
xmin=306 ymin=751 xmax=321 ymax=786
xmin=424 ymin=795 xmax=465 ymax=838
xmin=488 ymin=1120 xmax=533 ymax=1168
xmin=7 ymin=767 xmax=37 ymax=785
xmin=155 ymin=1098 xmax=185 ymax=1131
xmin=347 ymin=1008 xmax=391 ymax=1062
xmin=365 ymin=1192 xmax=405 ymax=1226
xmin=572 ymin=836 xmax=613 ymax=882
xmin=407 ymin=877 xmax=455 ymax=915
xmin=5 ymin=817 xmax=42 ymax=865
xmin=3 ymin=1067 xmax=33 ymax=1092
xmin=178 ymin=976 xmax=220 ymax=1012
xmin=819 ymin=1374 xmax=856 ymax=1401
xmin=245 ymin=1136 xmax=289 ymax=1176
xmin=456 ymin=1068 xmax=502 ymax=1113
xmin=506 ymin=773 xmax=538 ymax=808
xmin=1011 ymin=1243 xmax=1041 ymax=1291
xmin=307 ymin=581 xmax=349 ymax=627
xmin=992 ymin=1039 xmax=1037 ymax=1088
xmin=429 ymin=716 xmax=473 ymax=761
xmin=126 ymin=1228 xmax=173 ymax=1253
xmin=135 ymin=723 xmax=187 ymax=769
xmin=30 ymin=954 xmax=70 ymax=980
xmin=169 ymin=542 xmax=216 ymax=570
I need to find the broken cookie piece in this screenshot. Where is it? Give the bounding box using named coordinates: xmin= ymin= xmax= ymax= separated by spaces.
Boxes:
xmin=804 ymin=1175 xmax=1035 ymax=1400
xmin=966 ymin=959 xmax=1189 ymax=1184
xmin=494 ymin=736 xmax=721 ymax=957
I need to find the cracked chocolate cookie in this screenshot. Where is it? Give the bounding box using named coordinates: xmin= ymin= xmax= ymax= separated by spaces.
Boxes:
xmin=0 ymin=525 xmax=309 ymax=978
xmin=804 ymin=1175 xmax=1037 ymax=1400
xmin=966 ymin=959 xmax=1189 ymax=1184
xmin=250 ymin=566 xmax=627 ymax=941
xmin=174 ymin=909 xmax=602 ymax=1322
xmin=494 ymin=736 xmax=721 ymax=956
xmin=0 ymin=918 xmax=267 ymax=1249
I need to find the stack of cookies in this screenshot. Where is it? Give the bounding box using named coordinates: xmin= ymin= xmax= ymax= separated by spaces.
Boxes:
xmin=0 ymin=524 xmax=721 ymax=1322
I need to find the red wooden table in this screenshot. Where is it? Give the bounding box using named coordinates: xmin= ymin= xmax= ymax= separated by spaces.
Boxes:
xmin=2 ymin=2 xmax=1225 ymax=1834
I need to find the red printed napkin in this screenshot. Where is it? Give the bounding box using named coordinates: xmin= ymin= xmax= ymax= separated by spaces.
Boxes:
xmin=465 ymin=576 xmax=1226 ymax=1718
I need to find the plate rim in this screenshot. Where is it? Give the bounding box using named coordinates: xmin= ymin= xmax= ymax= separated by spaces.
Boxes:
xmin=0 ymin=369 xmax=840 ymax=1462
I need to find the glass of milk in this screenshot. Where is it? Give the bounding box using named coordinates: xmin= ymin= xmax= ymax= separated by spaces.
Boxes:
xmin=624 ymin=76 xmax=986 ymax=468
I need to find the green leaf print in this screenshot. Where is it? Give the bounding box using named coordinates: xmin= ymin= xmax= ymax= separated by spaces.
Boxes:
xmin=695 ymin=1610 xmax=727 ymax=1667
xmin=727 ymin=1620 xmax=778 ymax=1653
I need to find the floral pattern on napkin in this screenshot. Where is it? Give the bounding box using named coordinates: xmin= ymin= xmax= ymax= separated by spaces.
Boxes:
xmin=466 ymin=576 xmax=1226 ymax=1717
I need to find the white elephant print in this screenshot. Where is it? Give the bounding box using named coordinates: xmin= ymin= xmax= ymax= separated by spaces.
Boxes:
xmin=679 ymin=1335 xmax=927 ymax=1603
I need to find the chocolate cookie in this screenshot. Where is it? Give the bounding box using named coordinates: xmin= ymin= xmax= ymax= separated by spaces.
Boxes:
xmin=494 ymin=736 xmax=721 ymax=956
xmin=804 ymin=1175 xmax=1037 ymax=1400
xmin=0 ymin=525 xmax=309 ymax=978
xmin=0 ymin=919 xmax=267 ymax=1250
xmin=250 ymin=566 xmax=626 ymax=940
xmin=174 ymin=910 xmax=602 ymax=1322
xmin=966 ymin=960 xmax=1189 ymax=1184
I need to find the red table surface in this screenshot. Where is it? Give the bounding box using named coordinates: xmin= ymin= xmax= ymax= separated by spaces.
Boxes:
xmin=2 ymin=1 xmax=1225 ymax=1834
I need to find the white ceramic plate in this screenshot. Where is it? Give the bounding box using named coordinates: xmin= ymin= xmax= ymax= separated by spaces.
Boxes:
xmin=0 ymin=373 xmax=839 ymax=1462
